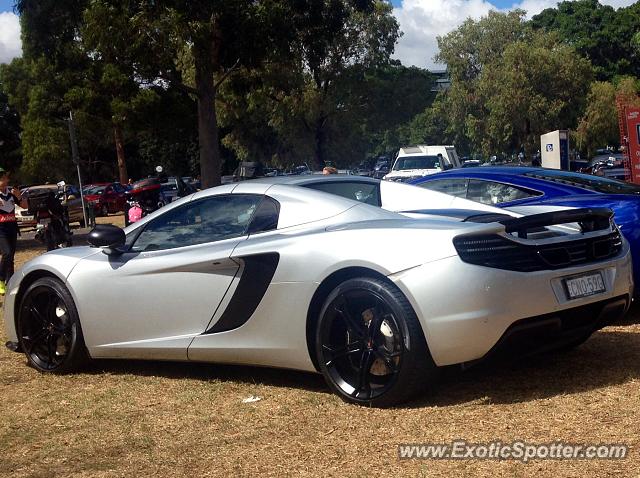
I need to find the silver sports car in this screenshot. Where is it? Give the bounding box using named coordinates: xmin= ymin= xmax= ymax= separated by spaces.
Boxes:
xmin=3 ymin=177 xmax=634 ymax=407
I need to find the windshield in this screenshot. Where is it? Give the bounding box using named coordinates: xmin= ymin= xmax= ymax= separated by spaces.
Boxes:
xmin=524 ymin=170 xmax=640 ymax=195
xmin=393 ymin=155 xmax=442 ymax=171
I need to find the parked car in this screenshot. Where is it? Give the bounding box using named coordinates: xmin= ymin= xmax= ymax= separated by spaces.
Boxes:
xmin=383 ymin=145 xmax=461 ymax=182
xmin=77 ymin=182 xmax=127 ymax=216
xmin=15 ymin=204 xmax=36 ymax=228
xmin=411 ymin=166 xmax=640 ymax=295
xmin=161 ymin=176 xmax=196 ymax=203
xmin=181 ymin=176 xmax=201 ymax=190
xmin=4 ymin=176 xmax=632 ymax=407
xmin=371 ymin=159 xmax=390 ymax=179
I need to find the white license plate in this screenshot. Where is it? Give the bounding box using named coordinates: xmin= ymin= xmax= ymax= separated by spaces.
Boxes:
xmin=564 ymin=272 xmax=606 ymax=300
xmin=39 ymin=218 xmax=51 ymax=225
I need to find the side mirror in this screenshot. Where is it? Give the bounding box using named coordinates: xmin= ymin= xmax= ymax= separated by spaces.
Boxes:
xmin=88 ymin=225 xmax=126 ymax=255
xmin=442 ymin=163 xmax=453 ymax=171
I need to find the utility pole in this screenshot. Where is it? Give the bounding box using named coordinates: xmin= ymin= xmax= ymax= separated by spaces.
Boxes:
xmin=68 ymin=111 xmax=89 ymax=228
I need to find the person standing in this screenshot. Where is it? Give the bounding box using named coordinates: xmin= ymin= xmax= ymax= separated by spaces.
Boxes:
xmin=0 ymin=168 xmax=24 ymax=294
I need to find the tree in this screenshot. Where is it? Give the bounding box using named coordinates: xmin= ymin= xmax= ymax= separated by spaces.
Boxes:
xmin=0 ymin=56 xmax=77 ymax=183
xmin=436 ymin=11 xmax=592 ymax=157
xmin=84 ymin=0 xmax=294 ymax=188
xmin=286 ymin=0 xmax=400 ymax=168
xmin=219 ymin=61 xmax=433 ymax=169
xmin=478 ymin=32 xmax=592 ymax=156
xmin=217 ymin=1 xmax=405 ymax=170
xmin=6 ymin=0 xmax=124 ymax=183
xmin=576 ymin=81 xmax=619 ymax=156
xmin=531 ymin=0 xmax=640 ymax=81
xmin=435 ymin=11 xmax=529 ymax=156
xmin=0 ymin=82 xmax=22 ymax=173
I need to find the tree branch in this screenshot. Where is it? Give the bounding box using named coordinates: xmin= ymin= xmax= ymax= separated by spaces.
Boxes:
xmin=213 ymin=59 xmax=240 ymax=91
xmin=155 ymin=70 xmax=199 ymax=96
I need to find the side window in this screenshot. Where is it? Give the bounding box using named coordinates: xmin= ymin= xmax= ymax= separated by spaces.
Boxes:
xmin=418 ymin=179 xmax=467 ymax=198
xmin=467 ymin=180 xmax=540 ymax=205
xmin=131 ymin=194 xmax=262 ymax=252
xmin=247 ymin=196 xmax=280 ymax=234
xmin=304 ymin=182 xmax=381 ymax=206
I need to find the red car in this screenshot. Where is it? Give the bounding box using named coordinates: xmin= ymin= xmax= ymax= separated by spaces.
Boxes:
xmin=82 ymin=182 xmax=127 ymax=216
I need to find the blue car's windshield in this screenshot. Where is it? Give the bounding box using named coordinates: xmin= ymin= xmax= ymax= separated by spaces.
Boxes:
xmin=524 ymin=170 xmax=640 ymax=195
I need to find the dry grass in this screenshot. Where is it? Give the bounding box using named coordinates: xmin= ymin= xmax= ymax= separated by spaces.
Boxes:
xmin=1 ymin=214 xmax=640 ymax=477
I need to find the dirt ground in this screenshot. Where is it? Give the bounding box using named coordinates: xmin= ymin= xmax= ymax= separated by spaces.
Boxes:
xmin=1 ymin=214 xmax=639 ymax=477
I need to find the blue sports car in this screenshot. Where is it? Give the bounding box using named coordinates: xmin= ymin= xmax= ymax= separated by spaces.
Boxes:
xmin=411 ymin=167 xmax=640 ymax=294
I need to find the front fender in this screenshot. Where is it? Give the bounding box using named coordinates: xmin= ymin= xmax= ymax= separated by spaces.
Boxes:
xmin=3 ymin=247 xmax=101 ymax=342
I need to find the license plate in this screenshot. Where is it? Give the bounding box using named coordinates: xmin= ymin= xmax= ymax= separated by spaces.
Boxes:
xmin=39 ymin=218 xmax=51 ymax=225
xmin=564 ymin=272 xmax=606 ymax=300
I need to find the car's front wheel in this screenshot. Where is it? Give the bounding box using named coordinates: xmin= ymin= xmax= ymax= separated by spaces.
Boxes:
xmin=17 ymin=277 xmax=89 ymax=373
xmin=315 ymin=277 xmax=437 ymax=407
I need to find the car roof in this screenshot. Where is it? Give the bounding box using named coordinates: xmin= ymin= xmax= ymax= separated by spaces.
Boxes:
xmin=250 ymin=175 xmax=379 ymax=186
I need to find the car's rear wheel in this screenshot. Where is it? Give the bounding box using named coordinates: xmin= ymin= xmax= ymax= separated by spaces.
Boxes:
xmin=17 ymin=277 xmax=89 ymax=373
xmin=315 ymin=277 xmax=437 ymax=407
xmin=101 ymin=204 xmax=109 ymax=216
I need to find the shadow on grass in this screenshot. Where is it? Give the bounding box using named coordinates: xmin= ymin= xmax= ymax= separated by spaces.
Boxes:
xmin=81 ymin=323 xmax=640 ymax=407
xmin=88 ymin=359 xmax=330 ymax=395
xmin=414 ymin=328 xmax=640 ymax=408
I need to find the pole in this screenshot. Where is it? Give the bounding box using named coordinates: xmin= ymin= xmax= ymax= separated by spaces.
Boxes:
xmin=68 ymin=111 xmax=89 ymax=228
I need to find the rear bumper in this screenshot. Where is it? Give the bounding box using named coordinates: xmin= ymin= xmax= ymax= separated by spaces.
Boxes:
xmin=471 ymin=294 xmax=629 ymax=364
xmin=391 ymin=243 xmax=634 ymax=366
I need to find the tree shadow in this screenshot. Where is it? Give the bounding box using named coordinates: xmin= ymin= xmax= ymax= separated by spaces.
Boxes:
xmin=410 ymin=328 xmax=640 ymax=408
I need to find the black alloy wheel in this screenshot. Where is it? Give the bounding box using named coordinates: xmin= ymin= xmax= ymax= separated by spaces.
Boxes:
xmin=17 ymin=277 xmax=89 ymax=373
xmin=316 ymin=277 xmax=437 ymax=407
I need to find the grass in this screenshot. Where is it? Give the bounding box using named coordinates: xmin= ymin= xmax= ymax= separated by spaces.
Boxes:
xmin=1 ymin=214 xmax=639 ymax=476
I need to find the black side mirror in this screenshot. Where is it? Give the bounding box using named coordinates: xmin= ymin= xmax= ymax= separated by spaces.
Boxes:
xmin=442 ymin=163 xmax=453 ymax=171
xmin=88 ymin=225 xmax=126 ymax=255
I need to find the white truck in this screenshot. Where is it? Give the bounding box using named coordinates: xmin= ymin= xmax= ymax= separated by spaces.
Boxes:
xmin=383 ymin=145 xmax=461 ymax=183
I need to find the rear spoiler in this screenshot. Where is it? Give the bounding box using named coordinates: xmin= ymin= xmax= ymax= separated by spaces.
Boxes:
xmin=498 ymin=207 xmax=613 ymax=238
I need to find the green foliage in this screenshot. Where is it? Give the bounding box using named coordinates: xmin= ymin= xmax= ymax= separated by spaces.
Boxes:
xmin=576 ymin=81 xmax=619 ymax=156
xmin=434 ymin=11 xmax=592 ymax=157
xmin=218 ymin=1 xmax=412 ymax=169
xmin=0 ymin=82 xmax=22 ymax=173
xmin=531 ymin=0 xmax=640 ymax=81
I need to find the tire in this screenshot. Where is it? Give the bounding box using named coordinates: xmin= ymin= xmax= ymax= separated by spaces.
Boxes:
xmin=101 ymin=204 xmax=109 ymax=217
xmin=315 ymin=277 xmax=437 ymax=407
xmin=16 ymin=277 xmax=90 ymax=373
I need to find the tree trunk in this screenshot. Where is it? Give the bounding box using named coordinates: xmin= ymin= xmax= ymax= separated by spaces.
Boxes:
xmin=194 ymin=45 xmax=221 ymax=189
xmin=113 ymin=123 xmax=128 ymax=184
xmin=313 ymin=118 xmax=326 ymax=170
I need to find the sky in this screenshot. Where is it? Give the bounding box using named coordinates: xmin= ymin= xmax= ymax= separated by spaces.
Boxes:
xmin=0 ymin=0 xmax=638 ymax=66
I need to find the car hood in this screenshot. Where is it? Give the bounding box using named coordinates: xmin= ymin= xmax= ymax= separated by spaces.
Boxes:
xmin=83 ymin=194 xmax=101 ymax=201
xmin=385 ymin=169 xmax=439 ymax=177
xmin=15 ymin=246 xmax=102 ymax=283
